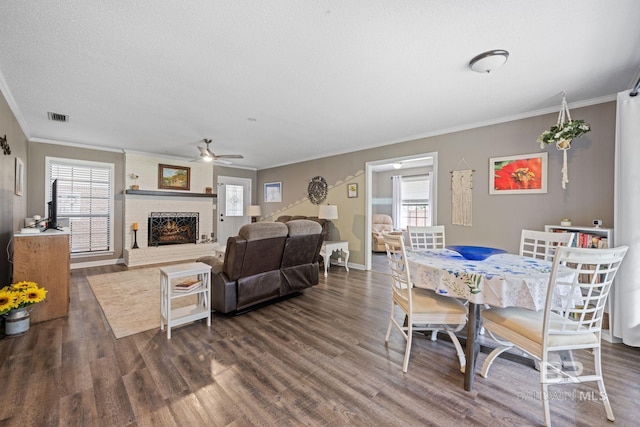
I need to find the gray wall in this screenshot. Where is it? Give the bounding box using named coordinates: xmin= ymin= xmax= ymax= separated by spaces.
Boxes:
xmin=0 ymin=89 xmax=28 ymax=284
xmin=27 ymin=142 xmax=125 ymax=265
xmin=258 ymin=101 xmax=616 ymax=264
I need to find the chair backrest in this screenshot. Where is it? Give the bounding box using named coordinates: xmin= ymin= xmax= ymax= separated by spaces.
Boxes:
xmin=383 ymin=233 xmax=412 ymax=311
xmin=519 ymin=229 xmax=575 ymax=261
xmin=372 ymin=214 xmax=393 ymax=234
xmin=544 ymin=246 xmax=628 ymax=343
xmin=407 ymin=225 xmax=445 ymax=250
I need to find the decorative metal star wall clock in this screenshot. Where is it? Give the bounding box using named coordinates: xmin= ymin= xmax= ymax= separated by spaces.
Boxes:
xmin=307 ymin=176 xmax=328 ymax=205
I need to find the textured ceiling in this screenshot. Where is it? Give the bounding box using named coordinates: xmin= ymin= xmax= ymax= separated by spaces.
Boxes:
xmin=1 ymin=1 xmax=639 ymax=170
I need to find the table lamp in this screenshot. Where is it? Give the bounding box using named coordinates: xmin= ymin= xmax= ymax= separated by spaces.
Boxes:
xmin=318 ymin=204 xmax=338 ymax=240
xmin=246 ymin=205 xmax=262 ymax=223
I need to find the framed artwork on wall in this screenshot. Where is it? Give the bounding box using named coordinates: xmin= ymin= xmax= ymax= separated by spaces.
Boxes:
xmin=264 ymin=182 xmax=282 ymax=203
xmin=15 ymin=157 xmax=24 ymax=196
xmin=158 ymin=164 xmax=190 ymax=190
xmin=489 ymin=152 xmax=547 ymax=195
xmin=347 ymin=183 xmax=358 ymax=198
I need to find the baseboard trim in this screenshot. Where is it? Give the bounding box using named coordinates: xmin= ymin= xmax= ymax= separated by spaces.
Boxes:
xmin=71 ymin=258 xmax=124 ymax=270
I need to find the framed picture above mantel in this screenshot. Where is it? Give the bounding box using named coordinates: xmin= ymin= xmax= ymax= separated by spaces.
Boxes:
xmin=158 ymin=164 xmax=190 ymax=191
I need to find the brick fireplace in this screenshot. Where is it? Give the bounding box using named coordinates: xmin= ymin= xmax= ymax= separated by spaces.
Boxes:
xmin=124 ymin=193 xmax=215 ymax=267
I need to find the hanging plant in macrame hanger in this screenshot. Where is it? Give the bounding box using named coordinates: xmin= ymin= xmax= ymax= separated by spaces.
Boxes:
xmin=537 ymin=92 xmax=591 ymax=189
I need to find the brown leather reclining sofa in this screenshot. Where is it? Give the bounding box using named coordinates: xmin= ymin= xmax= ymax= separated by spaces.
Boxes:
xmin=198 ymin=220 xmax=323 ymax=313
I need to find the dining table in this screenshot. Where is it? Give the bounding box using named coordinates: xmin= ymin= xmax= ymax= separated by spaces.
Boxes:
xmin=406 ymin=248 xmax=578 ymax=391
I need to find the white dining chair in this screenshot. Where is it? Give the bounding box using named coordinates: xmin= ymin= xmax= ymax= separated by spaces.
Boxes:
xmin=407 ymin=225 xmax=445 ymax=250
xmin=382 ymin=232 xmax=467 ymax=373
xmin=480 ymin=245 xmax=628 ymax=426
xmin=519 ymin=229 xmax=575 ymax=261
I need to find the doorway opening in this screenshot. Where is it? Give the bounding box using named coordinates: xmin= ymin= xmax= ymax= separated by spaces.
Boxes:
xmin=365 ymin=152 xmax=438 ymax=271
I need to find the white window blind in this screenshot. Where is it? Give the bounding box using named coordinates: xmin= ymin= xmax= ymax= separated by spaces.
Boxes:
xmin=400 ymin=175 xmax=431 ymax=228
xmin=47 ymin=157 xmax=114 ymax=254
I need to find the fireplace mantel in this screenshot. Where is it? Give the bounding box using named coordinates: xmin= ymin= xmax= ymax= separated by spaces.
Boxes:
xmin=126 ymin=189 xmax=216 ymax=198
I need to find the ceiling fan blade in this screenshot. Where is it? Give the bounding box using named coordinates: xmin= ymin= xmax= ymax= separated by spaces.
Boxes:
xmin=214 ymin=159 xmax=233 ymax=165
xmin=197 ymin=146 xmax=209 ymax=155
xmin=214 ymin=154 xmax=244 ymax=159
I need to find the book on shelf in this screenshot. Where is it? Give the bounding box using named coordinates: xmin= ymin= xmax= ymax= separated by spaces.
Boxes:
xmin=549 ymin=229 xmax=608 ymax=249
xmin=173 ymin=279 xmax=202 ymax=292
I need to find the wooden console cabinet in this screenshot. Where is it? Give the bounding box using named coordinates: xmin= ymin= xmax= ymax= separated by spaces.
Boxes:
xmin=13 ymin=231 xmax=70 ymax=323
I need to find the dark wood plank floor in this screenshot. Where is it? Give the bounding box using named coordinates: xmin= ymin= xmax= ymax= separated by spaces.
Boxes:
xmin=1 ymin=262 xmax=639 ymax=426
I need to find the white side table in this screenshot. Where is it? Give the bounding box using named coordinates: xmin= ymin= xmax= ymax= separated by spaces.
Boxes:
xmin=320 ymin=240 xmax=350 ymax=277
xmin=212 ymin=243 xmax=226 ymax=259
xmin=160 ymin=262 xmax=212 ymax=339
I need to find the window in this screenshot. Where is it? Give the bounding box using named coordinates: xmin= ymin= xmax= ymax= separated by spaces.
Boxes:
xmin=46 ymin=157 xmax=114 ymax=255
xmin=225 ymin=184 xmax=244 ymax=216
xmin=400 ymin=174 xmax=431 ymax=228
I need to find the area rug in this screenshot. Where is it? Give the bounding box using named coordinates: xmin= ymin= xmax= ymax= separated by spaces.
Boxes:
xmin=87 ymin=267 xmax=198 ymax=339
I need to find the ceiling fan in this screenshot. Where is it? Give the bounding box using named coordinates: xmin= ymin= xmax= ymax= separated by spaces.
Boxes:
xmin=196 ymin=139 xmax=244 ymax=164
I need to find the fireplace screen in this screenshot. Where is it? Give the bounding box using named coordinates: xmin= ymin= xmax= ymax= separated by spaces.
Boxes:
xmin=148 ymin=212 xmax=198 ymax=246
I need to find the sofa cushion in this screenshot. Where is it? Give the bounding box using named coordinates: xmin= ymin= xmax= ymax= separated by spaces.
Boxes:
xmin=282 ymin=220 xmax=323 ymax=268
xmin=276 ymin=215 xmax=329 ymax=242
xmin=286 ymin=219 xmax=322 ymax=236
xmin=239 ymin=222 xmax=288 ymax=240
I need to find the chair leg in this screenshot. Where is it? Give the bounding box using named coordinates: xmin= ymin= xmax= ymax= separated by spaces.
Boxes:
xmin=594 ymin=346 xmax=615 ymax=421
xmin=479 ymin=345 xmax=513 ymax=378
xmin=446 ymin=330 xmax=466 ymax=373
xmin=402 ymin=322 xmax=413 ymax=372
xmin=431 ymin=329 xmax=439 ymax=341
xmin=541 ymin=382 xmax=551 ymax=427
xmin=384 ymin=303 xmax=395 ymax=343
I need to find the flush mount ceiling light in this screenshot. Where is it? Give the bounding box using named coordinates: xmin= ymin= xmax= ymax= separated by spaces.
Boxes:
xmin=469 ymin=49 xmax=509 ymax=73
xmin=393 ymin=162 xmax=403 ymax=169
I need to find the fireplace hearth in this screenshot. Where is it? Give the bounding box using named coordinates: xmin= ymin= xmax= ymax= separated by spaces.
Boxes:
xmin=148 ymin=212 xmax=198 ymax=246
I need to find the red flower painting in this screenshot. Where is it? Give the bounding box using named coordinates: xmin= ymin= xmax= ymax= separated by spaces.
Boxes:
xmin=493 ymin=157 xmax=543 ymax=191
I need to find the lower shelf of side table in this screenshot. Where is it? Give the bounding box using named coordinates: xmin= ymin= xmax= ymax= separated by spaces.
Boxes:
xmin=166 ymin=303 xmax=209 ymax=328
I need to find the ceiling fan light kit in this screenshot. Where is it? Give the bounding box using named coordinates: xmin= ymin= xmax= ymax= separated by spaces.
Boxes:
xmin=196 ymin=139 xmax=244 ymax=164
xmin=469 ymin=49 xmax=509 ymax=73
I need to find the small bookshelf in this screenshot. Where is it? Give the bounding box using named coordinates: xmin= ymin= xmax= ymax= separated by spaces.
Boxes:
xmin=545 ymin=225 xmax=618 ymax=343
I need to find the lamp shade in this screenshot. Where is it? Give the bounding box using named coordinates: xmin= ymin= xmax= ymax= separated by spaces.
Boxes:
xmin=246 ymin=205 xmax=262 ymax=217
xmin=318 ymin=204 xmax=338 ymax=220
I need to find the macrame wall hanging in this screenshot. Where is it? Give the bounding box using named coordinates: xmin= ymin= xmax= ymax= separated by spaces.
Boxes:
xmin=451 ymin=158 xmax=474 ymax=226
xmin=537 ymin=92 xmax=591 ymax=189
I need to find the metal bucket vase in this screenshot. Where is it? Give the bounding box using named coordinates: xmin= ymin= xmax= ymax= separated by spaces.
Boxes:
xmin=4 ymin=307 xmax=31 ymax=336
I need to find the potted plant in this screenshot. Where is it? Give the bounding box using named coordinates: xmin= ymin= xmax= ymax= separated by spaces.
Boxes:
xmin=0 ymin=281 xmax=47 ymax=336
xmin=537 ymin=119 xmax=591 ymax=150
xmin=537 ymin=93 xmax=591 ymax=189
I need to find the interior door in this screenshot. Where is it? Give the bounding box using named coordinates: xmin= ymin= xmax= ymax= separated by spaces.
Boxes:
xmin=217 ymin=176 xmax=251 ymax=245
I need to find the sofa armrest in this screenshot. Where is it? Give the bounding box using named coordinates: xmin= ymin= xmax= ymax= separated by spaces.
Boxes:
xmin=196 ymin=255 xmax=224 ymax=275
xmin=211 ymin=272 xmax=238 ymax=313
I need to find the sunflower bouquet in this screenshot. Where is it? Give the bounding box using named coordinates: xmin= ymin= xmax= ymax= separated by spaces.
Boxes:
xmin=0 ymin=281 xmax=47 ymax=315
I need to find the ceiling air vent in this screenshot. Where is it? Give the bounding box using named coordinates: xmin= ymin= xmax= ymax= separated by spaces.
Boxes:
xmin=47 ymin=112 xmax=69 ymax=122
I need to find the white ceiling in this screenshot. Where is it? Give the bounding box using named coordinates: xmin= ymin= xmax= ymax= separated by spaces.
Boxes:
xmin=1 ymin=1 xmax=639 ymax=170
